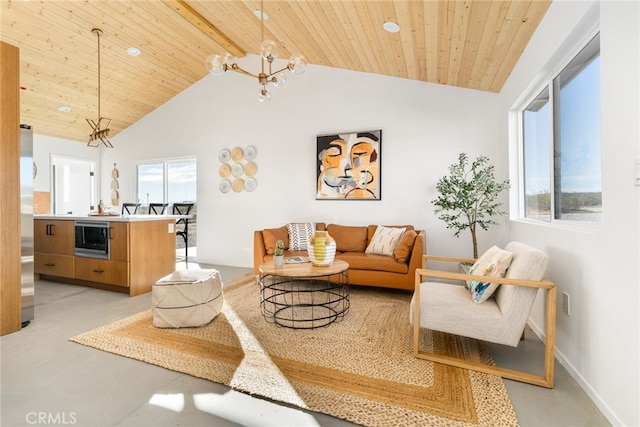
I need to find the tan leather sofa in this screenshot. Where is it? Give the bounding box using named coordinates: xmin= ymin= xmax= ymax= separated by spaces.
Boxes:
xmin=254 ymin=223 xmax=425 ymax=291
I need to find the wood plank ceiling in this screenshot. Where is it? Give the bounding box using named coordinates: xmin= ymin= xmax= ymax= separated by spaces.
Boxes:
xmin=1 ymin=0 xmax=551 ymax=143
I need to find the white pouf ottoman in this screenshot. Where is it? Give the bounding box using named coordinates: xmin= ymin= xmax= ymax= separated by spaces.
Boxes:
xmin=152 ymin=269 xmax=223 ymax=328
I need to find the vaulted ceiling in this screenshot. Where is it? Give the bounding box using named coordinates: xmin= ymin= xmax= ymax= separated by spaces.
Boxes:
xmin=1 ymin=0 xmax=551 ymax=143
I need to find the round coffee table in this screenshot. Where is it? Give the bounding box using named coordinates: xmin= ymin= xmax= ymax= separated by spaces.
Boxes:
xmin=259 ymin=259 xmax=349 ymax=329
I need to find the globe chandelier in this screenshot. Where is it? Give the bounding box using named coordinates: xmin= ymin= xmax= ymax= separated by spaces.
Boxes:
xmin=86 ymin=28 xmax=113 ymax=148
xmin=205 ymin=0 xmax=306 ymax=102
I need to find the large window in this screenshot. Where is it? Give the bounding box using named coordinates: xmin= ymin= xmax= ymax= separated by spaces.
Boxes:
xmin=136 ymin=158 xmax=196 ymax=207
xmin=521 ymin=33 xmax=601 ymax=222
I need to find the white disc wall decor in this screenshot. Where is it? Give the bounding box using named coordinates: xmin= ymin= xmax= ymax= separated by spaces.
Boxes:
xmin=231 ymin=163 xmax=244 ymax=177
xmin=244 ymin=177 xmax=257 ymax=192
xmin=219 ymin=179 xmax=231 ymax=193
xmin=244 ymin=145 xmax=257 ymax=161
xmin=218 ymin=148 xmax=231 ymax=163
xmin=218 ymin=145 xmax=258 ymax=194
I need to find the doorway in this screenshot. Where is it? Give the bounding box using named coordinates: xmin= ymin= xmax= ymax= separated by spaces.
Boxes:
xmin=51 ymin=155 xmax=97 ymax=215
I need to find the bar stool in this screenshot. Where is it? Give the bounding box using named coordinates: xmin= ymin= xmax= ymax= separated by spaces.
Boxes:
xmin=172 ymin=203 xmax=194 ymax=260
xmin=122 ymin=203 xmax=141 ymax=215
xmin=149 ymin=203 xmax=168 ymax=215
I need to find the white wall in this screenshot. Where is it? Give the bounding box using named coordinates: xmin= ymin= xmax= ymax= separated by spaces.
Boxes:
xmin=500 ymin=1 xmax=639 ymax=425
xmin=101 ymin=60 xmax=507 ymax=267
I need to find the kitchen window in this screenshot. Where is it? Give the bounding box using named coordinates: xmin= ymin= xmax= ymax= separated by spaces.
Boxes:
xmin=136 ymin=158 xmax=196 ymax=208
xmin=521 ymin=32 xmax=601 ymax=222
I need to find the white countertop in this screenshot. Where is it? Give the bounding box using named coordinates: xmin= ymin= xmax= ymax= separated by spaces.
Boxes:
xmin=34 ymin=214 xmax=187 ymax=222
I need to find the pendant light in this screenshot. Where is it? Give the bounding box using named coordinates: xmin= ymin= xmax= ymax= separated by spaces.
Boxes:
xmin=86 ymin=28 xmax=113 ymax=148
xmin=205 ymin=0 xmax=306 ymax=102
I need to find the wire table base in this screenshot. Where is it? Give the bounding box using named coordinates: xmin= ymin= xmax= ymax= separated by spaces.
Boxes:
xmin=259 ymin=260 xmax=349 ymax=329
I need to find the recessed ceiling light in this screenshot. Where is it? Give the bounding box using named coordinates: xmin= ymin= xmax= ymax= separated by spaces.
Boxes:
xmin=253 ymin=9 xmax=268 ymax=20
xmin=127 ymin=46 xmax=141 ymax=56
xmin=383 ymin=21 xmax=400 ymax=33
xmin=57 ymin=105 xmax=72 ymax=113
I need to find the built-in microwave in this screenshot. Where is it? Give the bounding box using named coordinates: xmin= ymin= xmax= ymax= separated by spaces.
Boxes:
xmin=74 ymin=221 xmax=110 ymax=259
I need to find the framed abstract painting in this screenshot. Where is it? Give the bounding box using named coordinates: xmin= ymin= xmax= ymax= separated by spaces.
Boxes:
xmin=316 ymin=130 xmax=381 ymax=200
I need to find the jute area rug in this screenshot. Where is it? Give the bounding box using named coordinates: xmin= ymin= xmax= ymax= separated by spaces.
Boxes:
xmin=70 ymin=273 xmax=518 ymax=426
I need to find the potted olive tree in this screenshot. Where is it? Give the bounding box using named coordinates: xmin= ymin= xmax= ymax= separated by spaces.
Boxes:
xmin=431 ymin=153 xmax=510 ymax=259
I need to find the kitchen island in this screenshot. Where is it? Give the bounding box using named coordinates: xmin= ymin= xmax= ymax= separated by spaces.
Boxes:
xmin=34 ymin=215 xmax=178 ymax=296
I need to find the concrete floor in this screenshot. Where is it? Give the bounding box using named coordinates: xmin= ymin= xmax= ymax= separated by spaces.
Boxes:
xmin=1 ymin=261 xmax=610 ymax=426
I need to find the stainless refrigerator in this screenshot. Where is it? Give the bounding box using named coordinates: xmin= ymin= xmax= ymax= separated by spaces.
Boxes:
xmin=20 ymin=124 xmax=34 ymax=326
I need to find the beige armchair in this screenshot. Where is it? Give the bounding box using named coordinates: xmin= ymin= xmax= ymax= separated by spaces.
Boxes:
xmin=411 ymin=242 xmax=557 ymax=388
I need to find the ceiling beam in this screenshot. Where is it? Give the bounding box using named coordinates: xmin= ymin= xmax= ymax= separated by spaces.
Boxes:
xmin=162 ymin=0 xmax=246 ymax=58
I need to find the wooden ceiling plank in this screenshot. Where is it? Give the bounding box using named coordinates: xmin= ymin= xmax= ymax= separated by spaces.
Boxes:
xmin=262 ymin=1 xmax=319 ymax=68
xmin=22 ymin=49 xmax=189 ymax=98
xmin=2 ymin=4 xmax=94 ymax=62
xmin=455 ymin=1 xmax=492 ymax=89
xmin=436 ymin=1 xmax=455 ymax=86
xmin=369 ymin=0 xmax=405 ymax=78
xmin=400 ymin=0 xmax=427 ymax=82
xmin=423 ymin=1 xmax=440 ymax=83
xmin=86 ymin=1 xmax=213 ymax=79
xmin=337 ymin=0 xmax=380 ymax=74
xmin=33 ymin=1 xmax=204 ymax=86
xmin=64 ymin=5 xmax=202 ymax=91
xmin=140 ymin=0 xmax=244 ymax=55
xmin=479 ymin=0 xmax=532 ymax=92
xmin=85 ymin=2 xmax=209 ymax=82
xmin=369 ymin=1 xmax=401 ymax=78
xmin=327 ymin=0 xmax=370 ymax=72
xmin=488 ymin=0 xmax=551 ymax=92
xmin=309 ymin=1 xmax=360 ymax=72
xmin=285 ymin=1 xmax=335 ymax=67
xmin=466 ymin=1 xmax=510 ymax=91
xmin=350 ymin=0 xmax=389 ymax=76
xmin=445 ymin=0 xmax=471 ymax=87
xmin=191 ymin=1 xmax=262 ymax=56
xmin=356 ymin=0 xmax=396 ymax=76
xmin=162 ymin=0 xmax=245 ymax=58
xmin=327 ymin=1 xmax=370 ymax=71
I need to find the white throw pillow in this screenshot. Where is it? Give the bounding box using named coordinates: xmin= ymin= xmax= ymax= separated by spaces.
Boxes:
xmin=365 ymin=226 xmax=406 ymax=257
xmin=467 ymin=246 xmax=513 ymax=303
xmin=286 ymin=223 xmax=315 ymax=251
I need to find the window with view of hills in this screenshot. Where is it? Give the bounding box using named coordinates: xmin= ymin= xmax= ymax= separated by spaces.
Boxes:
xmin=522 ymin=32 xmax=601 ymax=222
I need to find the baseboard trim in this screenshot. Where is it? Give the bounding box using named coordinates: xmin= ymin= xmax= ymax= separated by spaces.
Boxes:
xmin=527 ymin=318 xmax=622 ymax=426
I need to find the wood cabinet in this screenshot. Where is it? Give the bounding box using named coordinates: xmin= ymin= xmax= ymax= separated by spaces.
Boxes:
xmin=74 ymin=258 xmax=129 ymax=287
xmin=34 ymin=220 xmax=75 ymax=254
xmin=34 ymin=218 xmax=175 ymax=296
xmin=108 ymin=222 xmax=128 ymax=262
xmin=34 ymin=220 xmax=75 ymax=277
xmin=127 ymin=220 xmax=176 ymax=296
xmin=34 ymin=253 xmax=75 ymax=278
xmin=0 ymin=41 xmax=21 ymax=335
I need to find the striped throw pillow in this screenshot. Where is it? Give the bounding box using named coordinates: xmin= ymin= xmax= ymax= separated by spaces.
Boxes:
xmin=286 ymin=223 xmax=315 ymax=251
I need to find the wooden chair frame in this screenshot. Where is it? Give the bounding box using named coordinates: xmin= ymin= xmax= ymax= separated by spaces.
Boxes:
xmin=413 ymin=254 xmax=557 ymax=388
